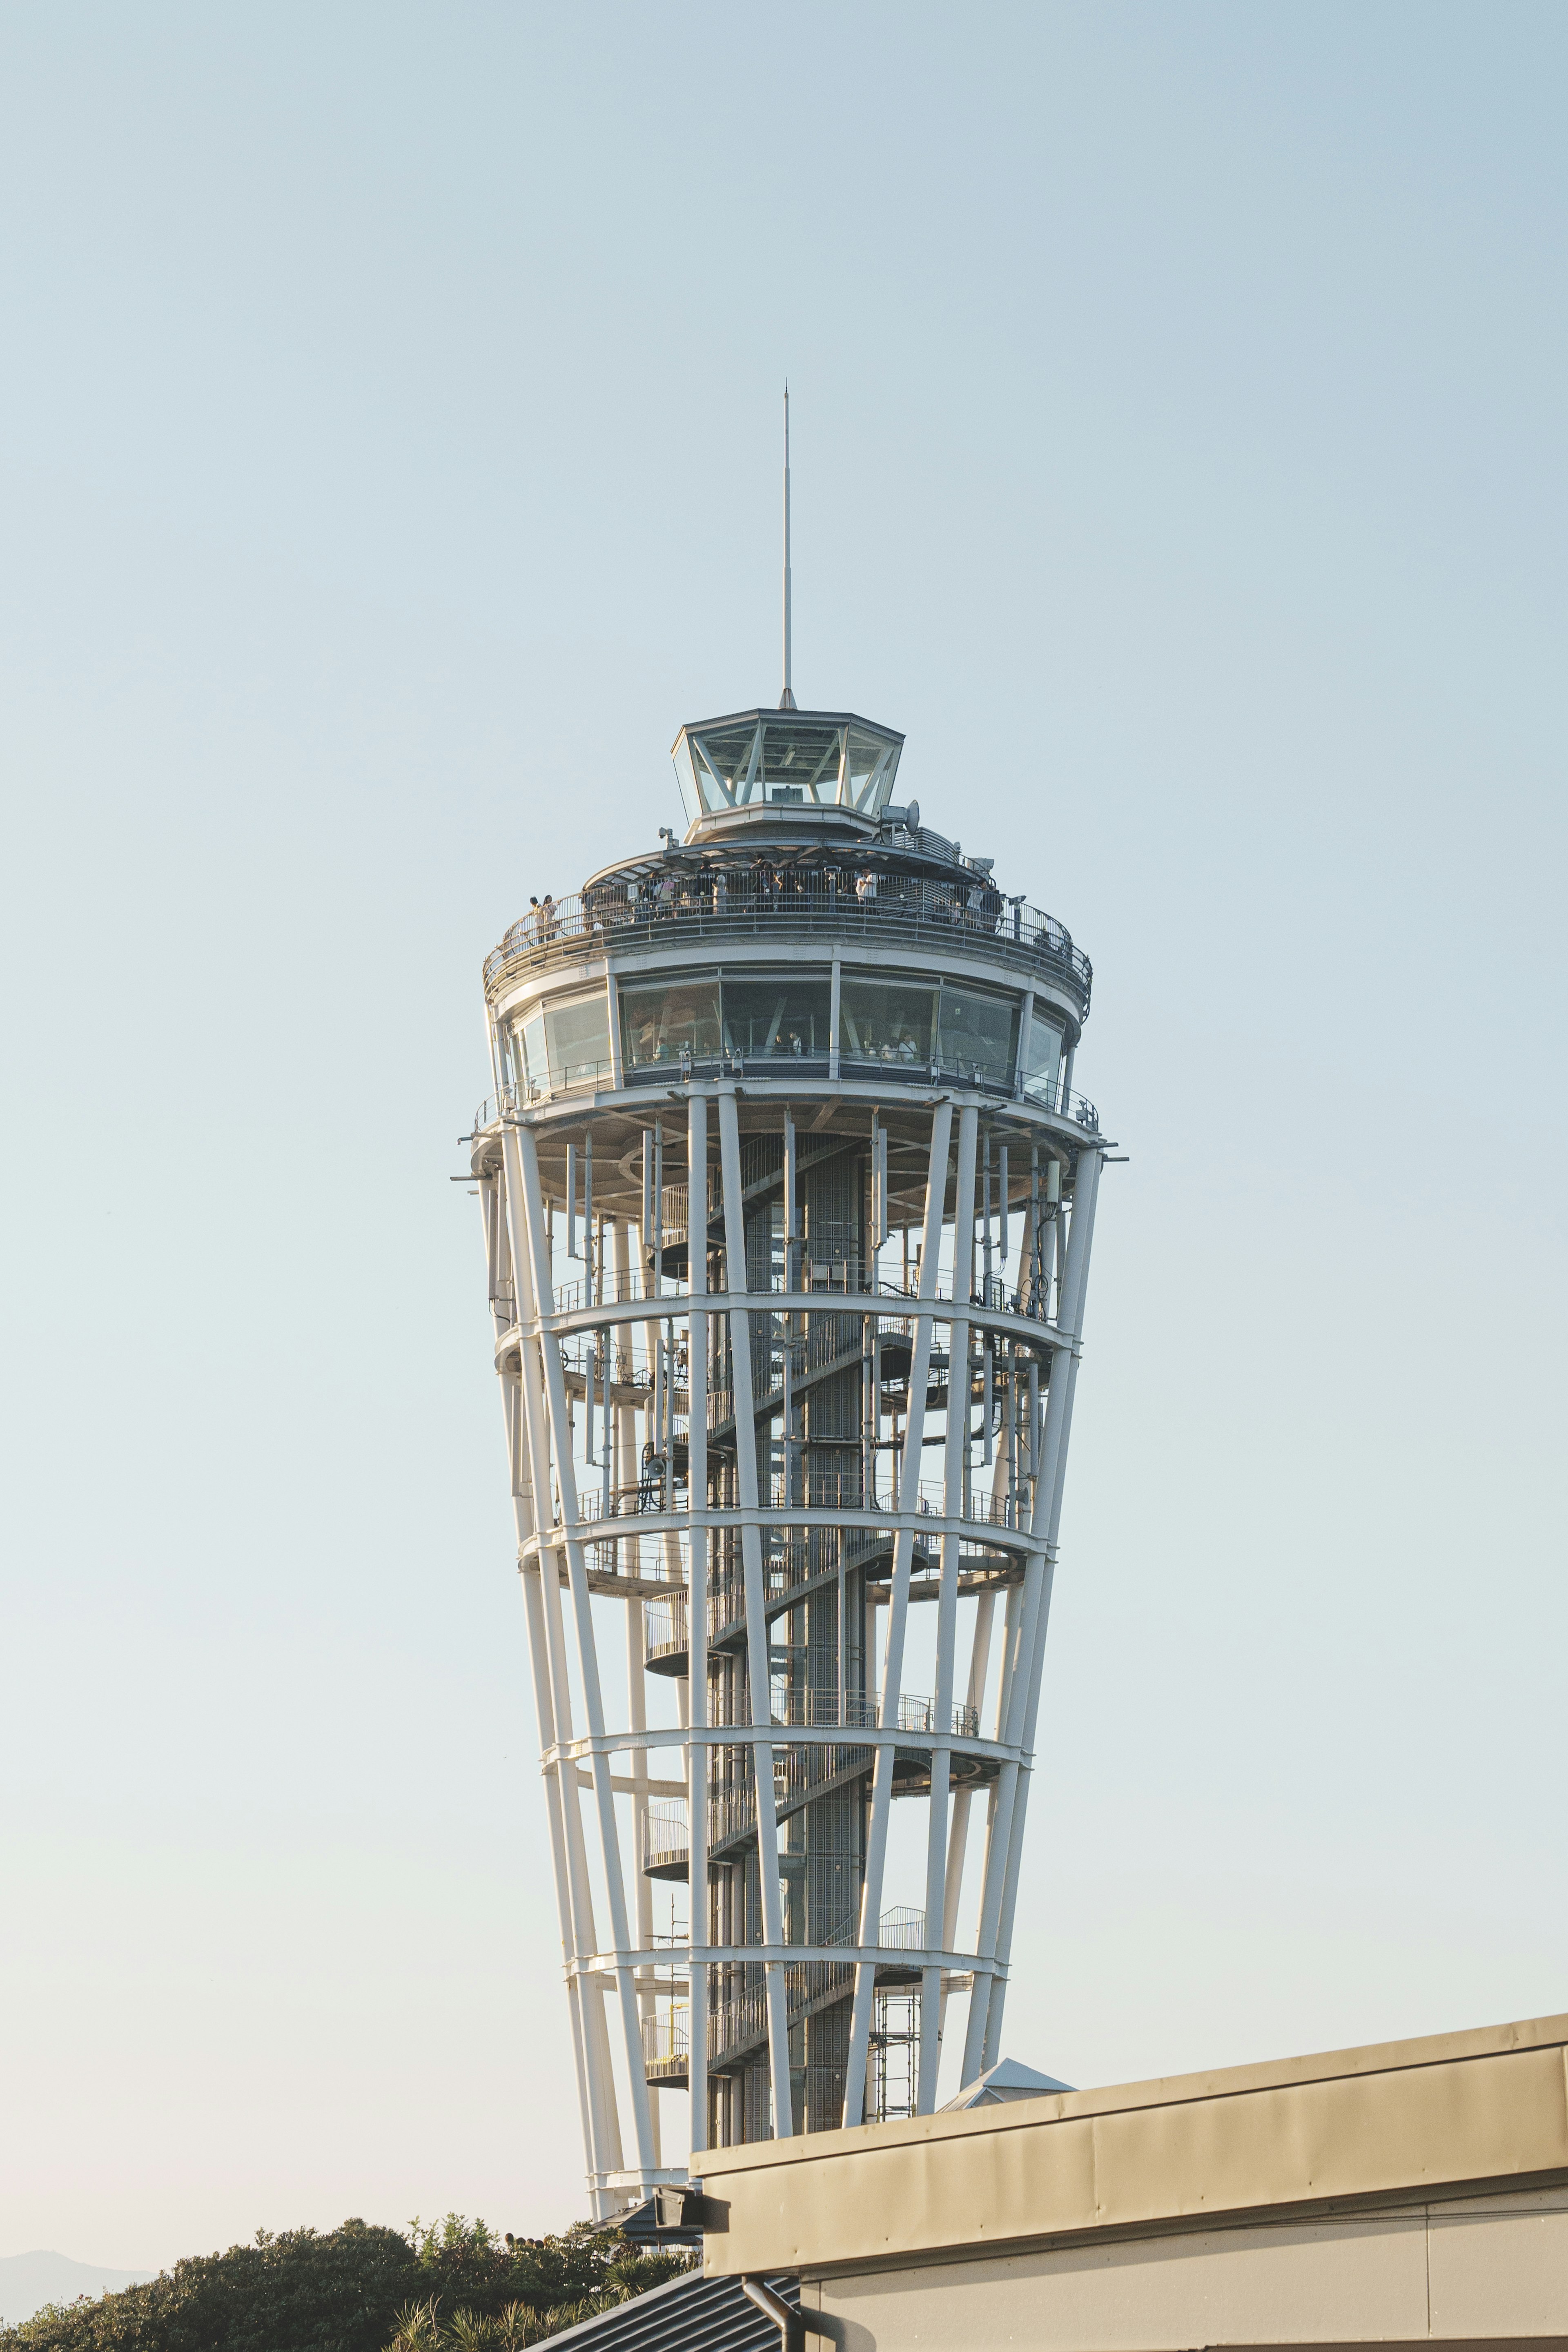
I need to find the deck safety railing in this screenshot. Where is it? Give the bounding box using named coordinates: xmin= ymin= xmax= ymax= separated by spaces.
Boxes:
xmin=474 ymin=1066 xmax=1100 ymax=1134
xmin=481 ymin=873 xmax=1093 ymax=1013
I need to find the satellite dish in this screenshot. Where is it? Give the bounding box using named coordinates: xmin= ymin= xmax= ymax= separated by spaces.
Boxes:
xmin=905 ymin=799 xmax=920 ymax=831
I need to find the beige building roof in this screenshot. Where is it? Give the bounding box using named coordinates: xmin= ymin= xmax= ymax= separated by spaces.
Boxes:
xmin=697 ymin=2011 xmax=1568 ymax=2279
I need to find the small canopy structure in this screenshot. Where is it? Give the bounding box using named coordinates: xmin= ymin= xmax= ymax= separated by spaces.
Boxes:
xmin=939 ymin=2056 xmax=1076 ymax=2110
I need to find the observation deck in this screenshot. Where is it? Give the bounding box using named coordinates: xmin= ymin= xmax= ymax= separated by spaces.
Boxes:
xmin=481 ymin=704 xmax=1092 ymax=1126
xmin=483 ymin=868 xmax=1091 ymax=1016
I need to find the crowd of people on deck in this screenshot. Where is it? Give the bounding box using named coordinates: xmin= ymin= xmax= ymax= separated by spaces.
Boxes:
xmin=498 ymin=861 xmax=1079 ymax=963
xmin=573 ymin=859 xmax=1011 ymax=933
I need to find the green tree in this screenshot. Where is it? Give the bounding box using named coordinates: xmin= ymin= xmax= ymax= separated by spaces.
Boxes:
xmin=405 ymin=2216 xmax=685 ymax=2323
xmin=0 ymin=2218 xmax=693 ymax=2352
xmin=0 ymin=2220 xmax=418 ymax=2352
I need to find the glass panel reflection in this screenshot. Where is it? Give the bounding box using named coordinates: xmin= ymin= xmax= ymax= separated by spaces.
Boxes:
xmin=517 ymin=1008 xmax=546 ymax=1091
xmin=1021 ymin=1016 xmax=1063 ymax=1107
xmin=840 ymin=978 xmax=937 ymax=1067
xmin=937 ymin=987 xmax=1018 ymax=1087
xmin=508 ymin=992 xmax=609 ymax=1093
xmin=722 ymin=974 xmax=832 ymax=1061
xmin=614 ymin=969 xmax=1028 ymax=1091
xmin=622 ymin=977 xmax=722 ymax=1068
xmin=544 ymin=991 xmax=610 ymax=1088
xmin=670 ymin=737 xmax=704 ymax=829
xmin=760 ymin=723 xmax=841 ymax=803
xmin=844 ymin=728 xmax=892 ymax=810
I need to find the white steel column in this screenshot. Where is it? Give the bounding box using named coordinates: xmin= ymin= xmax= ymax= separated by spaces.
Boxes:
xmin=514 ymin=1120 xmax=658 ymax=2182
xmin=918 ymin=1100 xmax=978 ymax=2110
xmin=480 ymin=1172 xmax=509 ymax=1338
xmin=686 ymin=1092 xmax=710 ymax=2157
xmin=962 ymin=1142 xmax=1101 ymax=2082
xmin=715 ymin=1087 xmax=793 ymax=2138
xmin=626 ymin=1598 xmax=657 ymax=2165
xmin=518 ymin=1559 xmax=598 ymax=2194
xmin=829 ymin=950 xmax=842 ymax=1082
xmin=983 ymin=1143 xmax=1102 ymax=2068
xmin=938 ymin=1584 xmax=996 ymax=2045
xmin=843 ymin=1096 xmax=953 ymax=2127
xmin=493 ymin=1167 xmax=599 ymax=2203
xmin=621 ymin=1221 xmax=655 ymax=2095
xmin=499 ymin=1129 xmax=624 ymax=2208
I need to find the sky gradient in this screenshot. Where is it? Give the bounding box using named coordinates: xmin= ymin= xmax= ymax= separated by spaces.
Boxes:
xmin=1 ymin=0 xmax=1564 ymax=2270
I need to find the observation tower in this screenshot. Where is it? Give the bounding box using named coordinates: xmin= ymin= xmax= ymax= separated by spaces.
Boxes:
xmin=466 ymin=458 xmax=1110 ymax=2214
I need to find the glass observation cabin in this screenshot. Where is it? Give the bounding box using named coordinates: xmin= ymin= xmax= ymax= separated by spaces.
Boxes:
xmin=674 ymin=707 xmax=904 ymax=832
xmin=481 ymin=706 xmax=1096 ymax=1133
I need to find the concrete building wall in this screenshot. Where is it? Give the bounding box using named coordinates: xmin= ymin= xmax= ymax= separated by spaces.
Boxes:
xmin=800 ymin=2186 xmax=1568 ymax=2349
xmin=698 ymin=2013 xmax=1568 ymax=2350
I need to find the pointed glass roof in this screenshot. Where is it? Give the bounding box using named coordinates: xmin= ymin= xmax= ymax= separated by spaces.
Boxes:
xmin=671 ymin=707 xmax=903 ymax=834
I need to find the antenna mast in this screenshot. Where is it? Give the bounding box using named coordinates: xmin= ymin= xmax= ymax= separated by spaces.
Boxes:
xmin=780 ymin=384 xmax=796 ymax=709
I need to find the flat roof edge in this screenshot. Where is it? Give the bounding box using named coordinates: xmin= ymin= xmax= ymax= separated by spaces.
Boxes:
xmin=671 ymin=708 xmax=905 ymax=751
xmin=780 ymin=2167 xmax=1568 ymax=2287
xmin=694 ymin=2011 xmax=1568 ymax=2180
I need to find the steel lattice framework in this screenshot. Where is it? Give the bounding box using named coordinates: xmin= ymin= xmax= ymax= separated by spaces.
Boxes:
xmin=466 ymin=703 xmax=1108 ymax=2214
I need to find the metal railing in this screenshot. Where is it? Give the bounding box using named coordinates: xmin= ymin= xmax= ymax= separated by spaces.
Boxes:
xmin=641 ymin=1801 xmax=690 ymax=1871
xmin=473 ymin=1064 xmax=1100 ymax=1132
xmin=764 ymin=1468 xmax=1034 ymax=1532
xmin=575 ymin=1477 xmax=686 ymax=1524
xmin=707 ymin=1984 xmax=771 ymax=2058
xmin=702 ymin=1903 xmax=935 ymax=2060
xmin=894 ymin=1694 xmax=980 ymax=1739
xmin=550 ymin=1266 xmax=682 ymax=1314
xmin=766 ymin=1688 xmax=880 ymax=1731
xmin=520 ymin=1256 xmax=1076 ymax=1326
xmin=641 ymin=2004 xmax=689 ymax=2069
xmin=708 ymin=1786 xmax=760 ymax=1847
xmin=688 ymin=1688 xmax=978 ymax=1764
xmin=644 ymin=1592 xmax=688 ymax=1662
xmin=571 ymin=1468 xmax=1034 ymax=1543
xmin=481 ymin=872 xmax=1093 ymax=1015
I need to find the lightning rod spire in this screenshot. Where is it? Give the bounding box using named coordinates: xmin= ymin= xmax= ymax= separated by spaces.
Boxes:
xmin=780 ymin=384 xmax=796 ymax=709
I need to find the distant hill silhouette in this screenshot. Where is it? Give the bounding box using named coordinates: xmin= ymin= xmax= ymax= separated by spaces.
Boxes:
xmin=0 ymin=2254 xmax=154 ymax=2328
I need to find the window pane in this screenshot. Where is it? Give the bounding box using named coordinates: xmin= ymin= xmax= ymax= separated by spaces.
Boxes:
xmin=692 ymin=724 xmax=758 ymax=806
xmin=721 ymin=974 xmax=832 ymax=1061
xmin=1022 ymin=1015 xmax=1063 ymax=1106
xmin=543 ymin=990 xmax=610 ymax=1089
xmin=937 ymin=986 xmax=1019 ymax=1086
xmin=670 ymin=738 xmax=704 ymax=829
xmin=839 ymin=977 xmax=936 ymax=1068
xmin=509 ymin=1008 xmax=548 ymax=1091
xmin=620 ymin=978 xmax=722 ymax=1068
xmin=844 ymin=727 xmax=898 ymax=813
xmin=760 ymin=722 xmax=841 ymax=803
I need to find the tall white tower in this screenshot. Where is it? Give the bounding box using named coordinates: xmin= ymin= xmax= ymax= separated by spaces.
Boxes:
xmin=468 ymin=698 xmax=1106 ymax=2214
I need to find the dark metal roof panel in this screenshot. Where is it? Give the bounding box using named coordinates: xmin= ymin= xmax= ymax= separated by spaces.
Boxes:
xmin=671 ymin=708 xmax=904 ymax=752
xmin=530 ymin=2267 xmax=800 ymax=2351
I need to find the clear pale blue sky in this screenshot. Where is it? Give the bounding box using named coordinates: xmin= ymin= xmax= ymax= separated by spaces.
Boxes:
xmin=1 ymin=0 xmax=1564 ymax=2272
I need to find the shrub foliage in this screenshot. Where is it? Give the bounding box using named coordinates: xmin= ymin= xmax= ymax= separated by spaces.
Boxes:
xmin=0 ymin=2216 xmax=693 ymax=2352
